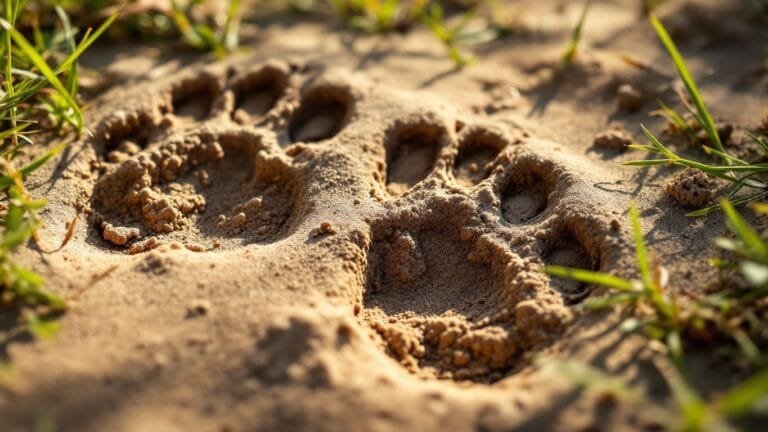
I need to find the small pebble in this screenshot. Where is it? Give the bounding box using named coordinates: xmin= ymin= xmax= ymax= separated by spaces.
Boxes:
xmin=101 ymin=222 xmax=140 ymax=246
xmin=665 ymin=168 xmax=714 ymax=208
xmin=593 ymin=127 xmax=633 ymax=151
xmin=187 ymin=299 xmax=211 ymax=317
xmin=617 ymin=84 xmax=643 ymax=113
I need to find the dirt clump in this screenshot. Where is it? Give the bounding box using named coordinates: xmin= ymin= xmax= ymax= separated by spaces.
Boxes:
xmin=664 ymin=168 xmax=714 ymax=208
xmin=616 ymin=84 xmax=643 ymax=113
xmin=101 ymin=222 xmax=140 ymax=246
xmin=593 ymin=127 xmax=633 ymax=151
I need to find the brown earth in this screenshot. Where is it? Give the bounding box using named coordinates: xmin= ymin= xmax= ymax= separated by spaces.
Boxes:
xmin=1 ymin=0 xmax=767 ymax=431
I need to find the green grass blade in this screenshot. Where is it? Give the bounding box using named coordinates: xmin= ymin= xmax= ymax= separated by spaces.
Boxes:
xmin=55 ymin=3 xmax=122 ymax=75
xmin=630 ymin=203 xmax=675 ymax=319
xmin=3 ymin=0 xmax=18 ymax=148
xmin=627 ymin=144 xmax=662 ymax=153
xmin=11 ymin=264 xmax=64 ymax=308
xmin=0 ymin=121 xmax=29 ymax=142
xmin=623 ymin=159 xmax=673 ymax=167
xmin=702 ymin=145 xmax=749 ymax=167
xmin=54 ymin=5 xmax=79 ymax=97
xmin=629 ymin=156 xmax=740 ymax=184
xmin=172 ymin=2 xmax=205 ymax=49
xmin=657 ymin=100 xmax=691 ymax=135
xmin=545 ymin=265 xmax=635 ymax=291
xmin=730 ymin=327 xmax=762 ymax=365
xmin=718 ymin=367 xmax=768 ymax=417
xmin=537 ymin=357 xmax=641 ymax=400
xmin=661 ymin=365 xmax=710 ymax=431
xmin=747 ymin=131 xmax=768 ymax=155
xmin=630 ymin=204 xmax=654 ymax=290
xmin=720 ymin=198 xmax=768 ymax=261
xmin=224 ymin=0 xmax=241 ymax=51
xmin=10 ymin=66 xmax=42 ymax=80
xmin=0 ymin=18 xmax=83 ymax=130
xmin=561 ymin=0 xmax=591 ymax=66
xmin=0 ymin=142 xmax=67 ymax=190
xmin=687 ymin=190 xmax=768 ymax=217
xmin=641 ymin=124 xmax=678 ymax=159
xmin=650 ymin=15 xmax=725 ymax=156
xmin=727 ymin=172 xmax=767 ymax=194
xmin=582 ymin=292 xmax=641 ymax=310
xmin=666 ymin=329 xmax=684 ymax=366
xmin=27 ymin=315 xmax=62 ymax=340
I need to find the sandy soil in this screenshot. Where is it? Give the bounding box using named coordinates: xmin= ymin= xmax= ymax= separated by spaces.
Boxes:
xmin=1 ymin=0 xmax=767 ymax=430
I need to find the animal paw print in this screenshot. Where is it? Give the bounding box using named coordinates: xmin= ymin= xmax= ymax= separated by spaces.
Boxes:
xmin=360 ymin=120 xmax=620 ymax=383
xmin=86 ymin=62 xmax=360 ymax=252
xmin=90 ymin=129 xmax=300 ymax=251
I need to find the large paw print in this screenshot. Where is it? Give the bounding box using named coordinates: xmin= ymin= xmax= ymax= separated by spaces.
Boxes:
xmin=86 ymin=62 xmax=358 ymax=251
xmin=91 ymin=130 xmax=300 ymax=250
xmin=359 ymin=115 xmax=620 ymax=383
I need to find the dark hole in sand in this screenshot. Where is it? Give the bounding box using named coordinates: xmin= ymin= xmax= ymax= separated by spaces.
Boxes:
xmin=365 ymin=229 xmax=499 ymax=317
xmin=501 ymin=173 xmax=549 ymax=224
xmin=544 ymin=233 xmax=595 ymax=304
xmin=385 ymin=123 xmax=443 ymax=196
xmin=232 ymin=67 xmax=287 ymax=121
xmin=453 ymin=130 xmax=506 ymax=187
xmin=288 ymin=86 xmax=351 ymax=143
xmin=172 ymin=78 xmax=219 ymax=124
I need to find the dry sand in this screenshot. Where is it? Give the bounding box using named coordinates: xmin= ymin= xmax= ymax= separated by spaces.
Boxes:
xmin=1 ymin=0 xmax=767 ymax=430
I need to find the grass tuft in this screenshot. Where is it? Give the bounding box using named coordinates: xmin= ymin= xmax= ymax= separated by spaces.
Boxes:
xmin=546 ymin=203 xmax=684 ymax=361
xmin=420 ymin=3 xmax=496 ymax=69
xmin=649 ymin=15 xmax=724 ymax=156
xmin=330 ymin=0 xmax=425 ymax=33
xmin=545 ymin=200 xmax=768 ymax=430
xmin=0 ymin=1 xmax=119 ymax=334
xmin=328 ymin=0 xmax=496 ymax=68
xmin=171 ymin=0 xmax=241 ymax=58
xmin=627 ymin=15 xmax=768 ymax=215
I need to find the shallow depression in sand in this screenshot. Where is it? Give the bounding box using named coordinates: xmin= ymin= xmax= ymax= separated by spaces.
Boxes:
xmin=359 ymin=212 xmax=550 ymax=384
xmin=384 ymin=121 xmax=444 ymax=196
xmin=544 ymin=230 xmax=595 ymax=304
xmin=453 ymin=128 xmax=507 ymax=187
xmin=181 ymin=140 xmax=296 ymax=243
xmin=231 ymin=66 xmax=288 ymax=124
xmin=364 ymin=229 xmax=498 ymax=317
xmin=288 ymin=85 xmax=351 ymax=143
xmin=171 ymin=75 xmax=220 ymax=125
xmin=500 ymin=172 xmax=549 ymax=224
xmin=90 ymin=131 xmax=299 ymax=251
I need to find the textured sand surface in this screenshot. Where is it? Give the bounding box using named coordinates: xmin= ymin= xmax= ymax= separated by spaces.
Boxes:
xmin=1 ymin=0 xmax=767 ymax=430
